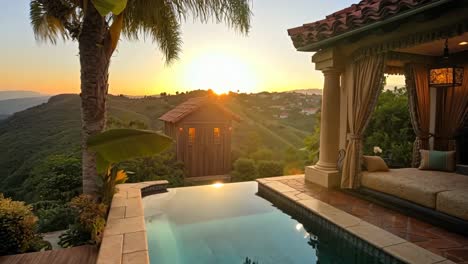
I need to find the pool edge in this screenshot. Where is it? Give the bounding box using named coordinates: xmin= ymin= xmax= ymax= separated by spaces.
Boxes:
xmin=256 ymin=175 xmax=453 ymax=264
xmin=97 ymin=180 xmax=169 ymax=264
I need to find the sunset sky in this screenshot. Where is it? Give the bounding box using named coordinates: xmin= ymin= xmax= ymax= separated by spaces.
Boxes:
xmin=1 ymin=0 xmax=404 ymax=96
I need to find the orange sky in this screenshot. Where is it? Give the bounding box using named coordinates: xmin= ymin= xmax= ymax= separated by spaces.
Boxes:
xmin=1 ymin=0 xmax=405 ymax=96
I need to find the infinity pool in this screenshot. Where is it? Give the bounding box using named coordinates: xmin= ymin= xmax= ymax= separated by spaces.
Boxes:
xmin=143 ymin=182 xmax=396 ymax=264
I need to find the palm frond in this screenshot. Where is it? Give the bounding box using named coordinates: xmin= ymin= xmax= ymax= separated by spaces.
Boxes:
xmin=123 ymin=0 xmax=182 ymax=63
xmin=30 ymin=0 xmax=67 ymax=44
xmin=30 ymin=0 xmax=82 ymax=43
xmin=171 ymin=0 xmax=252 ymax=34
xmin=123 ymin=0 xmax=252 ymax=63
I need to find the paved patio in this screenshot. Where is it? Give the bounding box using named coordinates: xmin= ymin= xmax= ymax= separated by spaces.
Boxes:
xmin=260 ymin=175 xmax=468 ymax=263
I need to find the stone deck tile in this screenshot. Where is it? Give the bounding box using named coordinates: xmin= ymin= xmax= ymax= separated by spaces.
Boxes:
xmin=384 ymin=242 xmax=445 ymax=264
xmin=97 ymin=234 xmax=123 ymax=264
xmin=122 ymin=250 xmax=149 ymax=264
xmin=258 ymin=175 xmax=468 ymax=263
xmin=264 ymin=181 xmax=296 ymax=193
xmin=127 ymin=188 xmax=142 ymax=198
xmin=280 ymin=190 xmax=301 ymax=201
xmin=97 ymin=181 xmax=168 ymax=264
xmin=123 ymin=231 xmax=148 ymax=254
xmin=111 ymin=196 xmax=127 ymax=208
xmin=124 ymin=197 xmax=144 ymax=218
xmin=346 ymin=221 xmax=406 ymax=248
xmin=298 ymin=199 xmax=362 ymax=228
xmin=105 ymin=216 xmax=145 ymax=237
xmin=108 ymin=206 xmax=126 ymax=220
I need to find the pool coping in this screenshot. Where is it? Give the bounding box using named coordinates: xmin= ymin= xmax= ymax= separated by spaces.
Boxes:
xmin=96 ymin=180 xmax=169 ymax=264
xmin=256 ymin=175 xmax=456 ymax=264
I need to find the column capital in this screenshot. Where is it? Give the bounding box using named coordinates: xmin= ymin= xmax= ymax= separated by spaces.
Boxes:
xmin=312 ymin=48 xmax=345 ymax=71
xmin=322 ymin=67 xmax=342 ymax=76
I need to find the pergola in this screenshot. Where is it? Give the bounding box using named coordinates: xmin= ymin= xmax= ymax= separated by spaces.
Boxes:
xmin=288 ymin=0 xmax=468 ymax=189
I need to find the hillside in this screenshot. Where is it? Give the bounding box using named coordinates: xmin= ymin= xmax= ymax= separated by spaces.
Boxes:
xmin=0 ymin=96 xmax=50 ymax=116
xmin=0 ymin=91 xmax=319 ymax=197
xmin=0 ymin=90 xmax=46 ymax=100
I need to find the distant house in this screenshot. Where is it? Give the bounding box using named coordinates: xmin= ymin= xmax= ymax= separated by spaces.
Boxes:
xmin=279 ymin=112 xmax=289 ymax=119
xmin=257 ymin=92 xmax=270 ymax=98
xmin=269 ymin=105 xmax=285 ymax=110
xmin=159 ymin=97 xmax=240 ymax=178
xmin=301 ymin=108 xmax=319 ymax=115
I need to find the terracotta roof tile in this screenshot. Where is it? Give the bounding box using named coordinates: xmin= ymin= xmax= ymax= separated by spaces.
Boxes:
xmin=288 ymin=0 xmax=441 ymax=50
xmin=159 ymin=97 xmax=240 ymax=124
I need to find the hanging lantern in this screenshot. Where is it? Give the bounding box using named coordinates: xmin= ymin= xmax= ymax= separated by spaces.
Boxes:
xmin=429 ymin=39 xmax=464 ymax=87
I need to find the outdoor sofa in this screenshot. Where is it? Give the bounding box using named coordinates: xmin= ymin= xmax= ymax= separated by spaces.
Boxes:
xmin=356 ymin=168 xmax=468 ymax=235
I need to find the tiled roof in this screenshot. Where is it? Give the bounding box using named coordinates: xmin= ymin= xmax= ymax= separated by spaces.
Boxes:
xmin=288 ymin=0 xmax=442 ymax=50
xmin=159 ymin=97 xmax=240 ymax=123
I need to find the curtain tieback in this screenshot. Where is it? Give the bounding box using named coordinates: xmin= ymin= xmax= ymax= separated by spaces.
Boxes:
xmin=348 ymin=134 xmax=362 ymax=140
xmin=418 ymin=133 xmax=434 ymax=140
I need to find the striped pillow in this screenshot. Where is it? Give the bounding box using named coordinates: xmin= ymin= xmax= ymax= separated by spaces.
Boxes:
xmin=419 ymin=150 xmax=456 ymax=172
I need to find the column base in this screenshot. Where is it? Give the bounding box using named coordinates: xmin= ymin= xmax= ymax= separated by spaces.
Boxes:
xmin=305 ymin=165 xmax=341 ymax=188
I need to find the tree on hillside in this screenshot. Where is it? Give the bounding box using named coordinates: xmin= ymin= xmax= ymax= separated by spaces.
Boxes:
xmin=29 ymin=0 xmax=252 ymax=199
xmin=304 ymin=112 xmax=320 ymax=164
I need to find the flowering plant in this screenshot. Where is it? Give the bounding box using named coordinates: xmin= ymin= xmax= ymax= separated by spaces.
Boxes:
xmin=373 ymin=146 xmax=383 ymax=156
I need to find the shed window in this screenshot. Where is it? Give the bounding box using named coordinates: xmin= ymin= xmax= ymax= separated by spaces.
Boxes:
xmin=188 ymin=128 xmax=196 ymax=145
xmin=213 ymin=128 xmax=221 ymax=144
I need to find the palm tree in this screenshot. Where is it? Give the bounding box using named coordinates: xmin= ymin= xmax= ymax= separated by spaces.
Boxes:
xmin=29 ymin=0 xmax=252 ymax=199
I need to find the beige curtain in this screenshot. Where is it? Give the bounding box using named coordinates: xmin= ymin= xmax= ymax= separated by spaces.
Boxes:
xmin=405 ymin=64 xmax=431 ymax=167
xmin=341 ymin=54 xmax=386 ymax=189
xmin=434 ymin=65 xmax=468 ymax=152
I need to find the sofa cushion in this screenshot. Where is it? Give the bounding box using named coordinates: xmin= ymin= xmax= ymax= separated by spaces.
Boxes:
xmin=419 ymin=150 xmax=456 ymax=172
xmin=361 ymin=168 xmax=468 ymax=208
xmin=436 ymin=189 xmax=468 ymax=221
xmin=363 ymin=156 xmax=389 ymax=172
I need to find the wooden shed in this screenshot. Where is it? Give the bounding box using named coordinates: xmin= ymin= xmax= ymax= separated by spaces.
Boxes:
xmin=159 ymin=97 xmax=240 ymax=178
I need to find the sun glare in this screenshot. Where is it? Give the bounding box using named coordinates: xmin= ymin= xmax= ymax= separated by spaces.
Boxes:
xmin=184 ymin=52 xmax=258 ymax=94
xmin=212 ymin=182 xmax=224 ymax=188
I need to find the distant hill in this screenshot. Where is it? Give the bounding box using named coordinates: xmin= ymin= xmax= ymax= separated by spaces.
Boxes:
xmin=0 ymin=91 xmax=319 ymax=197
xmin=0 ymin=96 xmax=50 ymax=116
xmin=290 ymin=88 xmax=322 ymax=95
xmin=0 ymin=90 xmax=46 ymax=100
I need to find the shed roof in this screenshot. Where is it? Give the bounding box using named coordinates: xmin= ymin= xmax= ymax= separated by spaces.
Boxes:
xmin=288 ymin=0 xmax=449 ymax=51
xmin=159 ymin=97 xmax=240 ymax=124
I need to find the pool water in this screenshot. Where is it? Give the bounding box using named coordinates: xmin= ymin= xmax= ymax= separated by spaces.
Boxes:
xmin=144 ymin=182 xmax=316 ymax=263
xmin=143 ymin=182 xmax=394 ymax=264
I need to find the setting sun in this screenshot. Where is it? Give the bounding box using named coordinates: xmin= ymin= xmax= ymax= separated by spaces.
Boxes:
xmin=183 ymin=52 xmax=258 ymax=94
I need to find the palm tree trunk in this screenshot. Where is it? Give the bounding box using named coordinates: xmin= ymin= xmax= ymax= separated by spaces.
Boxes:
xmin=79 ymin=4 xmax=112 ymax=199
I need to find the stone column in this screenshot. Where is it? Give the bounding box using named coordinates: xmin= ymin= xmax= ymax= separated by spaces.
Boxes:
xmin=315 ymin=68 xmax=341 ymax=171
xmin=305 ymin=67 xmax=342 ymax=188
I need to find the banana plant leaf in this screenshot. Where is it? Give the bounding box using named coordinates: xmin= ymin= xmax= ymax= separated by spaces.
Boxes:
xmin=92 ymin=0 xmax=128 ymax=16
xmin=87 ymin=129 xmax=173 ymax=173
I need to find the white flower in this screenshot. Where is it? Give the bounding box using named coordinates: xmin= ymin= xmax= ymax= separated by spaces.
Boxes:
xmin=373 ymin=146 xmax=383 ymax=154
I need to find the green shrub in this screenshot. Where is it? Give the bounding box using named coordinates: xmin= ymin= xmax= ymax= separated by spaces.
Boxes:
xmin=36 ymin=205 xmax=75 ymax=233
xmin=58 ymin=195 xmax=107 ymax=248
xmin=121 ymin=152 xmax=185 ymax=187
xmin=58 ymin=227 xmax=91 ymax=248
xmin=232 ymin=158 xmax=257 ymax=181
xmin=28 ymin=236 xmax=52 ymax=252
xmin=249 ymin=148 xmax=273 ymax=161
xmin=0 ymin=194 xmax=49 ymax=255
xmin=31 ymin=200 xmax=63 ymax=211
xmin=257 ymin=160 xmax=283 ymax=178
xmin=20 ymin=155 xmax=82 ymax=204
